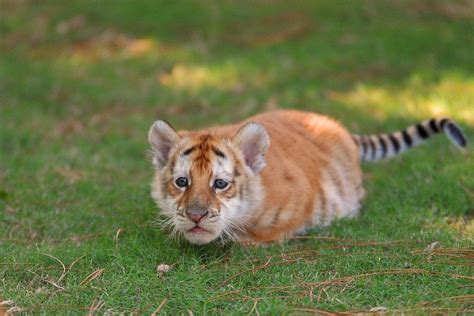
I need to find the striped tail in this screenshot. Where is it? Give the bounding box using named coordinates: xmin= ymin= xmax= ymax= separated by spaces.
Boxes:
xmin=352 ymin=118 xmax=467 ymax=162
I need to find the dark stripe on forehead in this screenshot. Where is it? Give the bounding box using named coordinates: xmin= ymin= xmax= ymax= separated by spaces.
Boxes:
xmin=212 ymin=146 xmax=226 ymax=159
xmin=190 ymin=134 xmax=213 ymax=171
xmin=199 ymin=134 xmax=213 ymax=142
xmin=182 ymin=146 xmax=196 ymax=156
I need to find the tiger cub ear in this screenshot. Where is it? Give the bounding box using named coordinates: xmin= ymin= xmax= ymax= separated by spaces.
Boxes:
xmin=148 ymin=120 xmax=180 ymax=168
xmin=232 ymin=122 xmax=270 ymax=174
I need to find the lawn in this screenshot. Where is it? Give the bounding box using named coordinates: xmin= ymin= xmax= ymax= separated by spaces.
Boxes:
xmin=1 ymin=0 xmax=473 ymax=314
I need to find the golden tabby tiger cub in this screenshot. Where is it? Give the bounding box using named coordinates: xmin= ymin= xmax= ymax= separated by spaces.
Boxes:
xmin=148 ymin=110 xmax=467 ymax=245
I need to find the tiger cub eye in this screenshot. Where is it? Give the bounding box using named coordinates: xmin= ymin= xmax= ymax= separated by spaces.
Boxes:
xmin=175 ymin=177 xmax=188 ymax=188
xmin=213 ymin=179 xmax=228 ymax=190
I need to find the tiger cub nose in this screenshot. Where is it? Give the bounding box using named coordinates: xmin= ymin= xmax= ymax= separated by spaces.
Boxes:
xmin=186 ymin=209 xmax=209 ymax=223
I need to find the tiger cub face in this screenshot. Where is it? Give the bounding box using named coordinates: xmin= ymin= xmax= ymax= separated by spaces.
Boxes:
xmin=148 ymin=121 xmax=269 ymax=245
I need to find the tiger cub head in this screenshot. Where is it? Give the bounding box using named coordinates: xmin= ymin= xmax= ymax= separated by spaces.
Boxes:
xmin=148 ymin=120 xmax=269 ymax=245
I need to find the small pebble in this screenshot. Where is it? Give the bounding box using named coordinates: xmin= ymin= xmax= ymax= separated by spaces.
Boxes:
xmin=157 ymin=264 xmax=171 ymax=276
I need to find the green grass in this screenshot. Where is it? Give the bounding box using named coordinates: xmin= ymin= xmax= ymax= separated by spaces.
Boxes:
xmin=1 ymin=0 xmax=473 ymax=314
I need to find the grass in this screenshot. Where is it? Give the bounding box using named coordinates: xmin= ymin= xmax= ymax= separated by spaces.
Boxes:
xmin=1 ymin=0 xmax=473 ymax=314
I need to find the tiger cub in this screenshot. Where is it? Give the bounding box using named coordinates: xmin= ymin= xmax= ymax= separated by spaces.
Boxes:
xmin=148 ymin=110 xmax=467 ymax=245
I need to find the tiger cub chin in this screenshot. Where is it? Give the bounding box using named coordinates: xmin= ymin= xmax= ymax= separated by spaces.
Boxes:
xmin=148 ymin=110 xmax=467 ymax=245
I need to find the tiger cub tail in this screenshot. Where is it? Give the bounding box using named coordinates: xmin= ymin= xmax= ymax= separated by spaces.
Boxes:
xmin=352 ymin=118 xmax=467 ymax=162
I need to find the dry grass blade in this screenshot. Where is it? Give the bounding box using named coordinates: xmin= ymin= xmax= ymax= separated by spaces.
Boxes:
xmin=291 ymin=306 xmax=337 ymax=315
xmin=303 ymin=268 xmax=474 ymax=286
xmin=288 ymin=236 xmax=355 ymax=242
xmin=113 ymin=228 xmax=125 ymax=246
xmin=309 ymin=286 xmax=314 ymax=303
xmin=289 ymin=236 xmax=409 ymax=246
xmin=80 ymin=269 xmax=105 ymax=286
xmin=416 ymin=294 xmax=474 ymax=306
xmin=58 ymin=255 xmax=86 ymax=284
xmin=281 ymin=240 xmax=409 ymax=258
xmin=87 ymin=299 xmax=105 ymax=316
xmin=0 ymin=238 xmax=29 ymax=244
xmin=293 ymin=306 xmax=474 ymax=315
xmin=0 ymin=303 xmax=154 ymax=313
xmin=41 ymin=253 xmax=66 ymax=284
xmin=151 ymin=298 xmax=167 ymax=315
xmin=44 ymin=279 xmax=65 ymax=291
xmin=213 ymin=268 xmax=473 ymax=302
xmin=396 ymin=308 xmax=474 ymax=313
xmin=219 ymin=258 xmax=299 ymax=287
xmin=412 ymin=247 xmax=474 ymax=259
xmin=247 ymin=299 xmax=260 ymax=316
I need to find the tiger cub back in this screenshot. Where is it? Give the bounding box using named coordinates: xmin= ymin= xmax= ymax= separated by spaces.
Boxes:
xmin=243 ymin=110 xmax=364 ymax=242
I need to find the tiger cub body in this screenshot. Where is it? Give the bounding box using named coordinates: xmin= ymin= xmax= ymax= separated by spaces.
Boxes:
xmin=148 ymin=110 xmax=466 ymax=245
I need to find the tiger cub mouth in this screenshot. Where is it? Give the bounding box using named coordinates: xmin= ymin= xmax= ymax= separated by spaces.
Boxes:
xmin=189 ymin=226 xmax=210 ymax=234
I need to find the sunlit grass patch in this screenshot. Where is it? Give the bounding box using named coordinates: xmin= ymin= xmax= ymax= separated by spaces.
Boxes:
xmin=327 ymin=73 xmax=474 ymax=125
xmin=159 ymin=63 xmax=243 ymax=92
